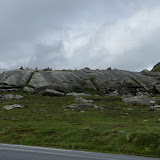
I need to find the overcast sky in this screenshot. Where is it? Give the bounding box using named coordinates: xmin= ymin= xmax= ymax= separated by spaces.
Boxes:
xmin=0 ymin=0 xmax=160 ymax=71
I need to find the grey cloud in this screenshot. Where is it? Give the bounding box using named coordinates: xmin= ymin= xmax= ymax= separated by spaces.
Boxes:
xmin=0 ymin=0 xmax=160 ymax=70
xmin=29 ymin=41 xmax=68 ymax=69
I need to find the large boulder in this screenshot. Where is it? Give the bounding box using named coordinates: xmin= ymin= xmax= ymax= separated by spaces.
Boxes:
xmin=42 ymin=89 xmax=65 ymax=96
xmin=123 ymin=97 xmax=152 ymax=106
xmin=23 ymin=86 xmax=34 ymax=93
xmin=74 ymin=97 xmax=93 ymax=103
xmin=122 ymin=95 xmax=160 ymax=106
xmin=0 ymin=94 xmax=23 ymax=100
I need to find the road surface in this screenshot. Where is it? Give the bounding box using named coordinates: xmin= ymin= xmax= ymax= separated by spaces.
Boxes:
xmin=0 ymin=143 xmax=160 ymax=160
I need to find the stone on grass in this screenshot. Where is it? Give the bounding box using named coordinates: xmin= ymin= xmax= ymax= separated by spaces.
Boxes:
xmin=150 ymin=101 xmax=156 ymax=104
xmin=23 ymin=86 xmax=34 ymax=93
xmin=74 ymin=97 xmax=93 ymax=103
xmin=77 ymin=103 xmax=97 ymax=109
xmin=66 ymin=92 xmax=91 ymax=96
xmin=42 ymin=89 xmax=65 ymax=96
xmin=127 ymin=108 xmax=133 ymax=110
xmin=107 ymin=90 xmax=119 ymax=96
xmin=154 ymin=105 xmax=160 ymax=111
xmin=3 ymin=104 xmax=24 ymax=110
xmin=67 ymin=103 xmax=103 ymax=109
xmin=66 ymin=104 xmax=76 ymax=109
xmin=150 ymin=106 xmax=155 ymax=111
xmin=0 ymin=94 xmax=23 ymax=100
xmin=122 ymin=96 xmax=157 ymax=106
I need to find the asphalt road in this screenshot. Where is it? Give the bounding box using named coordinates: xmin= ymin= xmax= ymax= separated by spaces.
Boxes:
xmin=0 ymin=144 xmax=160 ymax=160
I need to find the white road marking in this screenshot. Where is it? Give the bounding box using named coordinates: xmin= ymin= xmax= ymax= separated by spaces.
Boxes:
xmin=0 ymin=147 xmax=117 ymax=160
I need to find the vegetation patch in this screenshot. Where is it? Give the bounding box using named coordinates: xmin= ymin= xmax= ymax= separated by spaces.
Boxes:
xmin=151 ymin=63 xmax=160 ymax=72
xmin=0 ymin=92 xmax=160 ymax=158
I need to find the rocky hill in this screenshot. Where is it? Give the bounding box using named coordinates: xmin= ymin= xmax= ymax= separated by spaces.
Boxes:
xmin=0 ymin=68 xmax=160 ymax=96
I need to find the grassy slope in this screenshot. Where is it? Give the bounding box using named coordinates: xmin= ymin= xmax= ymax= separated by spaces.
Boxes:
xmin=0 ymin=92 xmax=160 ymax=158
xmin=151 ymin=63 xmax=160 ymax=72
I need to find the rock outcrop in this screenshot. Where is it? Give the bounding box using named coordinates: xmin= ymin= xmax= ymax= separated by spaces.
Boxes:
xmin=0 ymin=69 xmax=159 ymax=96
xmin=0 ymin=69 xmax=33 ymax=87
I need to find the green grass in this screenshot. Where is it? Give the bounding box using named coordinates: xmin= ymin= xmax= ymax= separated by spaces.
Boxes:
xmin=0 ymin=92 xmax=160 ymax=158
xmin=151 ymin=64 xmax=160 ymax=72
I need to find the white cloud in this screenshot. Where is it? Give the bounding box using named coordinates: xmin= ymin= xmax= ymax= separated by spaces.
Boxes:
xmin=103 ymin=7 xmax=160 ymax=56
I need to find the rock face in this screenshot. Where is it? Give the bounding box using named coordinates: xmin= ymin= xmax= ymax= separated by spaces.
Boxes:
xmin=0 ymin=69 xmax=159 ymax=96
xmin=0 ymin=69 xmax=33 ymax=87
xmin=155 ymin=84 xmax=160 ymax=94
